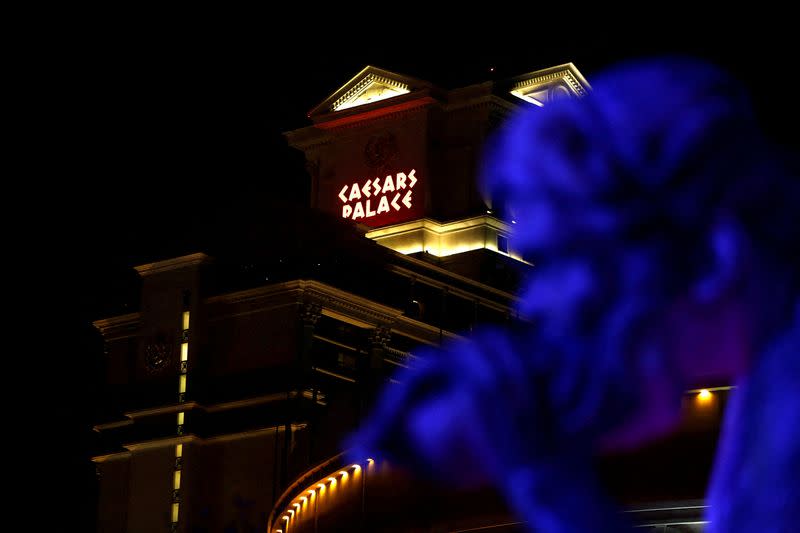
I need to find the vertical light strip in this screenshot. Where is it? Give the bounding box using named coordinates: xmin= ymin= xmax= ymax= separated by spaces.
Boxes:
xmin=173 ymin=309 xmax=190 ymax=532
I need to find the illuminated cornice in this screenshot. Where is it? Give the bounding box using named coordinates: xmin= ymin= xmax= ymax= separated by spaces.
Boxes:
xmin=333 ymin=74 xmax=410 ymax=111
xmin=93 ymin=312 xmax=140 ymax=339
xmin=364 ymin=216 xmax=530 ymax=264
xmin=309 ymin=66 xmax=433 ymax=118
xmin=123 ymin=402 xmax=201 ymax=420
xmin=204 ymin=279 xmax=457 ymax=346
xmin=134 ymin=252 xmax=212 ymax=277
xmin=507 ymin=63 xmax=590 ymax=106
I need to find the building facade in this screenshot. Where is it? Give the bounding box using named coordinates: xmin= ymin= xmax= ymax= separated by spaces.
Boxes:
xmin=92 ymin=64 xmax=727 ymax=532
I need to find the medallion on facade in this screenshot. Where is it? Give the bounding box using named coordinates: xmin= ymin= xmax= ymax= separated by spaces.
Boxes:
xmin=145 ymin=332 xmax=173 ymax=374
xmin=364 ymin=133 xmax=398 ymax=172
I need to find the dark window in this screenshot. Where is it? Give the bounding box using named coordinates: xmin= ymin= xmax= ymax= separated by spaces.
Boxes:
xmin=497 ymin=234 xmax=509 ymax=253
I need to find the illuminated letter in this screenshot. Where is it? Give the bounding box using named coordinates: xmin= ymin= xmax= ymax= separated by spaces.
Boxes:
xmin=339 ymin=185 xmax=349 ymax=203
xmin=372 ymin=178 xmax=381 ymax=196
xmin=366 ymin=199 xmax=376 ymax=217
xmin=391 ymin=193 xmax=402 ymax=211
xmin=352 ymin=201 xmax=365 ymax=220
xmin=362 ymin=180 xmax=372 ymax=198
xmin=396 ymin=172 xmax=407 ymax=189
xmin=342 ymin=205 xmax=352 ymax=218
xmin=408 ymin=169 xmax=417 ymax=188
xmin=382 ymin=175 xmax=395 ymax=194
xmin=349 ymin=184 xmax=361 ymax=201
xmin=402 ymin=190 xmax=412 ymax=209
xmin=377 ymin=195 xmax=390 ymax=214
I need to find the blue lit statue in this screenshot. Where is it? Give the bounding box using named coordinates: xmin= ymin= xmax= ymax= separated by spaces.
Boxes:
xmin=347 ymin=58 xmax=800 ymax=532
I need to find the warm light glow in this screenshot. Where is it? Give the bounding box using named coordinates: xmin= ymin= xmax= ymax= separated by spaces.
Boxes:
xmin=333 ymin=75 xmax=410 ymax=111
xmin=179 ymin=374 xmax=187 ymax=394
xmin=338 ymin=471 xmax=347 ymax=476
xmin=308 ymin=490 xmax=315 ymax=496
xmin=698 ymin=389 xmax=712 ymax=401
xmin=367 ymin=458 xmax=374 ymax=463
xmin=288 ymin=510 xmax=294 ymax=518
xmin=177 ymin=412 xmax=184 ymax=426
xmin=510 ymin=89 xmax=546 ymax=106
xmin=181 ymin=342 xmax=189 ymax=362
xmin=171 ymin=503 xmax=179 ymax=523
xmin=182 ymin=311 xmax=190 ymax=330
xmin=326 ymin=477 xmax=335 ymax=483
xmin=175 ymin=444 xmax=182 ymax=458
xmin=507 ymin=64 xmax=589 ymax=106
xmin=173 ymin=470 xmax=181 ymax=490
xmin=293 ymin=503 xmax=300 ymax=509
xmin=317 ymin=483 xmax=325 ymax=490
xmin=365 ymin=216 xmax=530 ymax=263
xmin=351 ymin=464 xmax=361 ymax=471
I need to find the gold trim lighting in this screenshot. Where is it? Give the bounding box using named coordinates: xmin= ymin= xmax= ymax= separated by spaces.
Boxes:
xmin=365 ymin=216 xmax=529 ymax=264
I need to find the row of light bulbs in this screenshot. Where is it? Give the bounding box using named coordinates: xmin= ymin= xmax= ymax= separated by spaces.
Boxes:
xmin=275 ymin=459 xmax=374 ymax=533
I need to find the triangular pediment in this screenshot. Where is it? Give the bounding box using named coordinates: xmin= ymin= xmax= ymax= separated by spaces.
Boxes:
xmin=309 ymin=66 xmax=433 ymax=117
xmin=507 ymin=63 xmax=591 ymax=106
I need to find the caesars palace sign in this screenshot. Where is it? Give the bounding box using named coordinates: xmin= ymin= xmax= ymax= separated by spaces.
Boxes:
xmin=338 ymin=169 xmax=418 ymax=220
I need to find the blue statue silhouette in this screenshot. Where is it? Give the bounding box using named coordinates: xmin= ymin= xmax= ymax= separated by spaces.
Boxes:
xmin=347 ymin=58 xmax=800 ymax=532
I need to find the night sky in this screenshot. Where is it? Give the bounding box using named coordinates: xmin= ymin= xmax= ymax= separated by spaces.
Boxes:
xmin=43 ymin=19 xmax=797 ymax=530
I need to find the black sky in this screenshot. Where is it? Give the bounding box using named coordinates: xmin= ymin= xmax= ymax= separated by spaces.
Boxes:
xmin=40 ymin=18 xmax=797 ymax=530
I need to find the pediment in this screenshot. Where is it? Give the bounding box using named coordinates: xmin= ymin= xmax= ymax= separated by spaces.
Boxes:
xmin=309 ymin=66 xmax=433 ymax=117
xmin=507 ymin=63 xmax=591 ymax=106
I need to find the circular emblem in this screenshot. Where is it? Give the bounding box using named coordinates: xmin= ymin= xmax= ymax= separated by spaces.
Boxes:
xmin=145 ymin=336 xmax=173 ymax=374
xmin=364 ymin=133 xmax=398 ymax=171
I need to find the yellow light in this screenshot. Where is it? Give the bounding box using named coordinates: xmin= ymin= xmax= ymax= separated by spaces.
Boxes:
xmin=367 ymin=458 xmax=374 ymax=463
xmin=179 ymin=374 xmax=187 ymax=394
xmin=288 ymin=510 xmax=294 ymax=518
xmin=352 ymin=464 xmax=361 ymax=471
xmin=308 ymin=490 xmax=315 ymax=495
xmin=317 ymin=483 xmax=325 ymax=490
xmin=293 ymin=503 xmax=300 ymax=509
xmin=173 ymin=470 xmax=181 ymax=490
xmin=326 ymin=478 xmax=335 ymax=483
xmin=338 ymin=471 xmax=347 ymax=476
xmin=181 ymin=342 xmax=189 ymax=362
xmin=171 ymin=503 xmax=179 ymax=523
xmin=177 ymin=412 xmax=184 ymax=426
xmin=300 ymin=497 xmax=307 ymax=503
xmin=182 ymin=311 xmax=190 ymax=330
xmin=282 ymin=516 xmax=289 ymax=521
xmin=175 ymin=444 xmax=183 ymax=458
xmin=698 ymin=389 xmax=712 ymax=401
xmin=333 ymin=77 xmax=410 ymax=111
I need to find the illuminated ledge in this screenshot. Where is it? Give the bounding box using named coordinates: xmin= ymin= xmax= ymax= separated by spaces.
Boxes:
xmin=365 ymin=216 xmax=530 ymax=264
xmin=134 ymin=252 xmax=211 ymax=277
xmin=508 ymin=62 xmax=590 ymax=106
